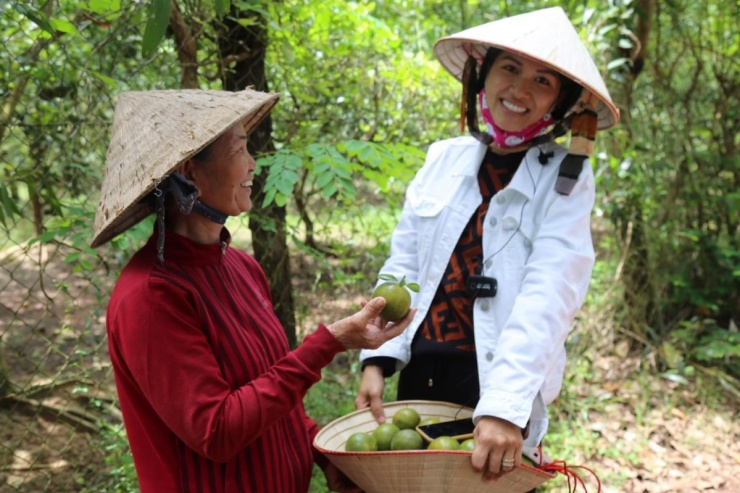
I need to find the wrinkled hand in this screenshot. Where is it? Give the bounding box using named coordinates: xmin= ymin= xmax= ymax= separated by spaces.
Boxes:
xmin=327 ymin=297 xmax=415 ymax=351
xmin=471 ymin=416 xmax=523 ymax=481
xmin=324 ymin=462 xmax=364 ymax=493
xmin=354 ymin=365 xmax=387 ymax=423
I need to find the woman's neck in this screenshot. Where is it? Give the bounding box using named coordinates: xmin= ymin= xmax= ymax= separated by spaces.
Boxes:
xmin=488 ymin=143 xmax=529 ymax=155
xmin=168 ymin=211 xmax=224 ymax=245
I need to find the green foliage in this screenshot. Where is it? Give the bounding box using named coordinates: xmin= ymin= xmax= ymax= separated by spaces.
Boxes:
xmin=589 ymin=0 xmax=739 ymax=374
xmin=258 ymin=140 xmax=424 ymax=208
xmin=377 ymin=273 xmax=420 ymax=293
xmin=95 ymin=424 xmax=139 ymax=493
xmin=668 ymin=318 xmax=740 ymax=376
xmin=215 ymin=0 xmax=231 ymax=18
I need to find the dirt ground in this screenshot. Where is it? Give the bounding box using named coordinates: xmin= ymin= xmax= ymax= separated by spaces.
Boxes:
xmin=1 ymin=242 xmax=738 ymax=492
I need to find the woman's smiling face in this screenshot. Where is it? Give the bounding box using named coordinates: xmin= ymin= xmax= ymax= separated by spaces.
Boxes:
xmin=190 ymin=123 xmax=256 ymax=216
xmin=484 ymin=51 xmax=562 ymax=132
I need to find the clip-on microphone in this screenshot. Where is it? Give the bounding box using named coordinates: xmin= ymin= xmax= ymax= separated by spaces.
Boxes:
xmin=466 ymin=263 xmax=497 ymax=299
xmin=538 ymin=150 xmax=554 ymax=165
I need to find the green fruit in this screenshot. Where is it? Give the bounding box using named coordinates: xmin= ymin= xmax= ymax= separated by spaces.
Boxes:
xmin=390 ymin=429 xmax=424 ymax=450
xmin=522 ymin=455 xmax=537 ymax=467
xmin=392 ymin=407 xmax=421 ymax=430
xmin=428 ymin=436 xmax=461 ymax=450
xmin=418 ymin=417 xmax=441 ymax=426
xmin=459 ymin=438 xmax=475 ymax=451
xmin=372 ymin=423 xmax=400 ymax=451
xmin=372 ymin=282 xmax=412 ymax=321
xmin=345 ymin=432 xmax=377 ymax=452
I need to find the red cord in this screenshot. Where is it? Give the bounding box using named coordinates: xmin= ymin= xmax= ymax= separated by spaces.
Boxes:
xmin=541 ymin=460 xmax=602 ymax=493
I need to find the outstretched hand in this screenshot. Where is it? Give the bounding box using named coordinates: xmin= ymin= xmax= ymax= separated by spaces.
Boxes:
xmin=327 ymin=297 xmax=415 ymax=350
xmin=354 ymin=364 xmax=387 ymax=424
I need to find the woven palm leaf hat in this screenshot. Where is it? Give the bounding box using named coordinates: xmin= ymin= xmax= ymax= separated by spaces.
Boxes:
xmin=91 ymin=89 xmax=279 ymax=248
xmin=434 ymin=6 xmax=620 ymax=187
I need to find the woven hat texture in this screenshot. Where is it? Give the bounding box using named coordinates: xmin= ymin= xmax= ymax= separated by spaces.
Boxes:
xmin=314 ymin=400 xmax=554 ymax=493
xmin=434 ymin=7 xmax=619 ymax=130
xmin=91 ymin=88 xmax=279 ymax=248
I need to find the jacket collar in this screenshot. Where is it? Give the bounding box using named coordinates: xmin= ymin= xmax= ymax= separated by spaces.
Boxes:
xmin=450 ymin=138 xmax=488 ymax=178
xmin=453 ymin=138 xmax=557 ymax=200
xmin=504 ymin=147 xmax=546 ymax=200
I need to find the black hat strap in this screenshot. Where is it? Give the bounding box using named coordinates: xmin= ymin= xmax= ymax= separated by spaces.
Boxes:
xmin=153 ymin=172 xmax=228 ymax=263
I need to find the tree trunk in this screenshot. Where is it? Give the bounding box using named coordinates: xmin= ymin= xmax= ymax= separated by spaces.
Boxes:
xmin=612 ymin=0 xmax=662 ymax=344
xmin=216 ymin=10 xmax=297 ymax=347
xmin=169 ymin=0 xmax=199 ymax=89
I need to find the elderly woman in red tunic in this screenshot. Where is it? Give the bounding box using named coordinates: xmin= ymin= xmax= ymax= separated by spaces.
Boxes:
xmin=92 ymin=89 xmax=414 ymax=493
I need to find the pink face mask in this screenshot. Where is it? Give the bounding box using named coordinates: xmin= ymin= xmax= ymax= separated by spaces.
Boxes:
xmin=478 ymin=89 xmax=553 ymax=148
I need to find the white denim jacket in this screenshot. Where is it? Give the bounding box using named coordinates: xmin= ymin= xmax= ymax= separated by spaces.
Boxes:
xmin=360 ymin=136 xmax=595 ymax=446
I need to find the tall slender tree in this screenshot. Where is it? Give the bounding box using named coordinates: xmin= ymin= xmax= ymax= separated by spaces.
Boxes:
xmin=216 ymin=6 xmax=297 ymax=347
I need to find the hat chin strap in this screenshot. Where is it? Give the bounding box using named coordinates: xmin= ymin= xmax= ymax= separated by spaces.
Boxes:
xmin=165 ymin=173 xmax=228 ymax=225
xmin=192 ymin=200 xmax=228 ymax=225
xmin=154 ymin=173 xmax=228 ymax=263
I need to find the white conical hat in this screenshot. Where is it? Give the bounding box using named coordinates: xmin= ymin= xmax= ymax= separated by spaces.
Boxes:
xmin=434 ymin=7 xmax=619 ymax=130
xmin=91 ymin=88 xmax=279 ymax=248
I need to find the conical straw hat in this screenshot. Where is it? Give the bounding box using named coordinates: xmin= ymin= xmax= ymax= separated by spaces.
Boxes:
xmin=434 ymin=7 xmax=619 ymax=130
xmin=91 ymin=89 xmax=279 ymax=248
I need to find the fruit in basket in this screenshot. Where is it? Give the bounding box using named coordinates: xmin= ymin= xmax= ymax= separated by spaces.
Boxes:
xmin=522 ymin=455 xmax=537 ymax=467
xmin=373 ymin=423 xmax=400 ymax=451
xmin=428 ymin=436 xmax=460 ymax=450
xmin=418 ymin=416 xmax=441 ymax=426
xmin=392 ymin=407 xmax=421 ymax=430
xmin=371 ymin=274 xmax=420 ymax=321
xmin=345 ymin=432 xmax=378 ymax=452
xmin=459 ymin=438 xmax=476 ymax=451
xmin=390 ymin=429 xmax=424 ymax=450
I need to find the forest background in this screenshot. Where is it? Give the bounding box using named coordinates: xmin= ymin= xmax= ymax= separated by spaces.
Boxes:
xmin=0 ymin=0 xmax=737 ymax=492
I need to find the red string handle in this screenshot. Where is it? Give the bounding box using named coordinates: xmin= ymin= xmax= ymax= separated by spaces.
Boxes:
xmin=541 ymin=459 xmax=602 ymax=493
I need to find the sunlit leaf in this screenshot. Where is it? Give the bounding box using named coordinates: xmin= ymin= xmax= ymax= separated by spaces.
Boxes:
xmin=89 ymin=0 xmax=121 ymax=15
xmin=141 ymin=0 xmax=171 ymax=58
xmin=13 ymin=4 xmax=54 ymax=33
xmin=215 ymin=0 xmax=231 ymax=18
xmin=91 ymin=71 xmax=118 ymax=87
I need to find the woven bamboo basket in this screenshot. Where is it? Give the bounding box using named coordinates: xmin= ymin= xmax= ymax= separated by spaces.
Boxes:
xmin=314 ymin=400 xmax=555 ymax=493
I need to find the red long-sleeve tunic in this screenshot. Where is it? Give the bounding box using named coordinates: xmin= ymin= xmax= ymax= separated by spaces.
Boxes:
xmin=106 ymin=228 xmax=343 ymax=492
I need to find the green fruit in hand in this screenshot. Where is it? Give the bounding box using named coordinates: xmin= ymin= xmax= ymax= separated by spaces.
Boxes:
xmin=392 ymin=407 xmax=421 ymax=430
xmin=372 ymin=274 xmax=420 ymax=322
xmin=372 ymin=423 xmax=400 ymax=451
xmin=372 ymin=283 xmax=411 ymax=321
xmin=390 ymin=429 xmax=424 ymax=450
xmin=428 ymin=436 xmax=461 ymax=450
xmin=418 ymin=417 xmax=441 ymax=426
xmin=345 ymin=432 xmax=377 ymax=452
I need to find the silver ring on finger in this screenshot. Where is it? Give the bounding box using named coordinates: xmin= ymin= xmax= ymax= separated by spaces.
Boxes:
xmin=502 ymin=458 xmax=515 ymax=468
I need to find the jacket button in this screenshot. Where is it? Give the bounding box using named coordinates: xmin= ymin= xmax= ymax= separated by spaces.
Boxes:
xmin=485 ymin=259 xmax=492 ymax=269
xmin=523 ymin=238 xmax=532 ymax=248
xmin=496 ymin=194 xmax=506 ymax=204
xmin=485 ymin=351 xmax=494 ymax=361
xmin=503 ymin=217 xmax=518 ymax=230
xmin=489 ymin=216 xmax=497 ymax=227
xmin=480 ymin=300 xmax=490 ymax=311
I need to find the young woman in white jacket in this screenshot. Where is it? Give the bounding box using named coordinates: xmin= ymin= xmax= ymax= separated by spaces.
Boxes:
xmin=354 ymin=7 xmax=620 ymax=484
